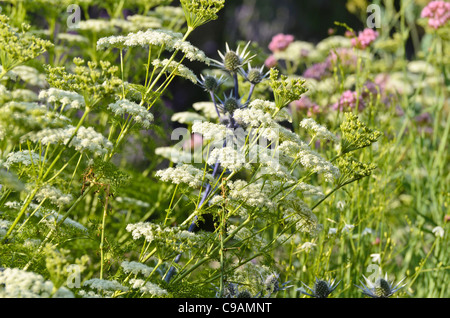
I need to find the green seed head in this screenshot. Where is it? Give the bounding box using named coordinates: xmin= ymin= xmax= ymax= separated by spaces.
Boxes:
xmin=203 ymin=75 xmax=219 ymax=92
xmin=247 ymin=68 xmax=263 ymax=84
xmin=374 ymin=278 xmax=391 ymax=297
xmin=314 ymin=280 xmax=331 ymax=298
xmin=224 ymin=51 xmax=241 ymax=73
xmin=224 ymin=97 xmax=239 ymax=113
xmin=237 ymin=290 xmax=252 ymax=298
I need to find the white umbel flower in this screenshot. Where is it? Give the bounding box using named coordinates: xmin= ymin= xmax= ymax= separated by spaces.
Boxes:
xmin=207 ymin=146 xmax=250 ymax=172
xmin=249 ymin=99 xmax=292 ymax=123
xmin=97 ymin=29 xmax=210 ymax=65
xmin=34 ymin=184 xmax=73 ymax=207
xmin=129 ymin=279 xmax=168 ymax=297
xmin=227 ymin=179 xmax=275 ymax=209
xmin=155 ymin=164 xmax=213 ymax=188
xmin=192 ymin=121 xmax=233 ymax=143
xmin=4 ymin=150 xmax=41 ymax=169
xmin=121 ymin=261 xmax=154 ymax=277
xmin=171 ymin=111 xmax=206 ymax=124
xmin=83 ymin=279 xmax=129 ymax=292
xmin=233 ymin=108 xmax=274 ymax=128
xmin=0 ymin=268 xmax=74 ymax=298
xmin=300 ymin=118 xmax=338 ymax=142
xmin=108 ymin=99 xmax=154 ymax=129
xmin=152 ymin=59 xmax=198 ymax=83
xmin=192 ymin=101 xmax=219 ymax=119
xmin=39 ymin=88 xmax=85 ymax=110
xmin=24 ymin=125 xmax=113 ymax=157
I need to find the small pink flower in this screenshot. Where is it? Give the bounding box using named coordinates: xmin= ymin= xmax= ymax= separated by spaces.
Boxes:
xmin=372 ymin=237 xmax=381 ymax=246
xmin=444 ymin=215 xmax=450 ymax=223
xmin=344 ymin=30 xmax=356 ymax=38
xmin=421 ymin=1 xmax=450 ymax=29
xmin=351 ymin=28 xmax=379 ymax=49
xmin=291 ymin=96 xmax=313 ymax=110
xmin=333 ymin=90 xmax=365 ymax=111
xmin=268 ymin=33 xmax=294 ymax=52
xmin=264 ymin=55 xmax=278 ymax=68
xmin=307 ymin=105 xmax=321 ymax=117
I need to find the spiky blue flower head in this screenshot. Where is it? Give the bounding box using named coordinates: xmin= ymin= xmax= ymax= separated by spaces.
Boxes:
xmin=240 ymin=63 xmax=270 ymax=85
xmin=356 ymin=273 xmax=406 ymax=298
xmin=198 ymin=74 xmax=226 ymax=93
xmin=212 ymin=42 xmax=255 ymax=74
xmin=298 ymin=278 xmax=340 ymax=298
xmin=217 ymin=91 xmax=248 ymax=115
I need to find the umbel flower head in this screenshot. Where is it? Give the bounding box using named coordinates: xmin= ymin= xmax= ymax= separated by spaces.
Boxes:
xmin=212 ymin=42 xmax=255 ymax=74
xmin=180 ymin=0 xmax=225 ymax=30
xmin=356 ymin=273 xmax=406 ymax=298
xmin=0 ymin=15 xmax=53 ymax=73
xmin=298 ymin=278 xmax=340 ymax=298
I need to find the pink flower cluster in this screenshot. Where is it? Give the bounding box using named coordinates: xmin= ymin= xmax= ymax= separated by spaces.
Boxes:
xmin=421 ymin=1 xmax=450 ymax=29
xmin=351 ymin=28 xmax=379 ymax=49
xmin=333 ymin=90 xmax=365 ymax=111
xmin=268 ymin=33 xmax=294 ymax=52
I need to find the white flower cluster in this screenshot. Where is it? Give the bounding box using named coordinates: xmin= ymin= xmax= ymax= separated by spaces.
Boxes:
xmin=171 ymin=111 xmax=206 ymax=124
xmin=281 ymin=194 xmax=320 ymax=234
xmin=152 ymin=58 xmax=198 ymax=83
xmin=126 ymin=222 xmax=197 ymax=245
xmin=5 ymin=200 xmax=86 ymax=232
xmin=115 ymin=196 xmax=150 ymax=209
xmin=249 ymin=99 xmax=292 ymax=123
xmin=0 ymin=220 xmax=12 ymax=238
xmin=5 ymin=65 xmax=48 ymax=88
xmin=278 ymin=139 xmax=340 ymax=182
xmin=77 ymin=19 xmax=116 ymax=33
xmin=248 ymin=144 xmax=292 ymax=180
xmin=155 ymin=164 xmax=213 ymax=188
xmin=155 ymin=147 xmax=199 ymax=164
xmin=129 ymin=279 xmax=168 ymax=297
xmin=3 ymin=101 xmax=70 ymax=128
xmin=192 ymin=101 xmax=219 ymax=119
xmin=227 ymin=180 xmax=275 ymax=209
xmin=97 ymin=29 xmax=210 ymax=65
xmin=24 ymin=125 xmax=113 ymax=156
xmin=34 ymin=184 xmax=73 ymax=207
xmin=125 ymin=15 xmax=162 ymax=31
xmin=192 ymin=121 xmax=232 ymax=142
xmin=234 ymin=108 xmax=274 ymax=128
xmin=0 ymin=268 xmax=74 ymax=298
xmin=120 ymin=261 xmax=154 ymax=277
xmin=108 ymin=99 xmax=154 ymax=129
xmin=83 ymin=278 xmax=129 ymax=293
xmin=39 ymin=88 xmax=85 ymax=110
xmin=207 ymin=146 xmax=250 ymax=172
xmin=96 ymin=29 xmax=181 ymax=50
xmin=300 ymin=118 xmax=338 ymax=142
xmin=3 ymin=150 xmax=42 ymax=169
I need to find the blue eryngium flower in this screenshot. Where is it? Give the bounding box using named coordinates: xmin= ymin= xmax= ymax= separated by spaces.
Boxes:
xmin=197 ymin=74 xmax=226 ymax=93
xmin=356 ymin=273 xmax=406 ymax=298
xmin=216 ymin=91 xmax=248 ymax=114
xmin=298 ymin=278 xmax=340 ymax=298
xmin=211 ymin=42 xmax=255 ymax=74
xmin=239 ymin=62 xmax=270 ymax=85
